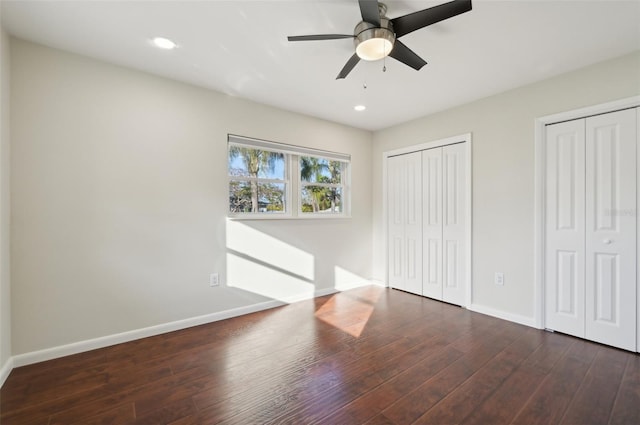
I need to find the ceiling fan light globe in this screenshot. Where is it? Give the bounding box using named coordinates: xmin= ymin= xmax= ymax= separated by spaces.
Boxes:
xmin=354 ymin=19 xmax=395 ymax=61
xmin=356 ymin=37 xmax=394 ymax=61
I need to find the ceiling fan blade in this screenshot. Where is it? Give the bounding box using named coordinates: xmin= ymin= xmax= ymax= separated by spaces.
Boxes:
xmin=336 ymin=53 xmax=361 ymax=79
xmin=388 ymin=40 xmax=427 ymax=70
xmin=391 ymin=0 xmax=472 ymax=38
xmin=358 ymin=0 xmax=380 ymax=26
xmin=288 ymin=34 xmax=355 ymax=41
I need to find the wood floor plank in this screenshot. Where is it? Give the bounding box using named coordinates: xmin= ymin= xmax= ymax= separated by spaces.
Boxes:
xmin=269 ymin=334 xmax=457 ymax=424
xmin=1 ymin=286 xmax=637 ymax=425
xmin=511 ymin=338 xmax=600 ymax=425
xmin=47 ymin=366 xmax=210 ymax=425
xmin=609 ymin=354 xmax=640 ymax=425
xmin=365 ymin=413 xmax=397 ymax=425
xmin=69 ymin=402 xmax=136 ymax=425
xmin=560 ymin=345 xmax=630 ymax=425
xmin=413 ymin=328 xmax=546 ymax=424
xmin=381 ymin=326 xmax=521 ymax=425
xmin=304 ymin=343 xmax=464 ymax=425
xmin=262 ymin=307 xmax=473 ymax=424
xmin=132 ymin=397 xmax=196 ymax=424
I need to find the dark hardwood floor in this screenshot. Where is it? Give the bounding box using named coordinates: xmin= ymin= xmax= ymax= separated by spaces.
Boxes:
xmin=1 ymin=286 xmax=638 ymax=424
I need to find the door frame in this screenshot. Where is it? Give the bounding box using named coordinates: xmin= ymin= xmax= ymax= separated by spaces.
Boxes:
xmin=382 ymin=133 xmax=472 ymax=308
xmin=533 ymin=96 xmax=640 ymax=329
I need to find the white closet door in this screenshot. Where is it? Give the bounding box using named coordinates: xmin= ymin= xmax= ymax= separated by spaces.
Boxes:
xmin=585 ymin=109 xmax=637 ymax=351
xmin=442 ymin=143 xmax=467 ymax=305
xmin=545 ymin=119 xmax=586 ymax=338
xmin=388 ymin=154 xmax=406 ymax=291
xmin=404 ymin=152 xmax=423 ymax=295
xmin=422 ymin=148 xmax=443 ymax=300
xmin=387 ymin=152 xmax=423 ymax=295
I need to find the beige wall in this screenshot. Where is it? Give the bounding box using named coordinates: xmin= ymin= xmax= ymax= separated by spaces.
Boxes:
xmin=10 ymin=39 xmax=373 ymax=355
xmin=0 ymin=27 xmax=11 ymax=374
xmin=372 ymin=51 xmax=640 ymax=321
xmin=7 ymin=35 xmax=640 ymax=360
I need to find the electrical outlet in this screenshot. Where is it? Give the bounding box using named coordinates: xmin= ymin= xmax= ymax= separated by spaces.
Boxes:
xmin=495 ymin=272 xmax=504 ymax=286
xmin=210 ymin=273 xmax=219 ymax=287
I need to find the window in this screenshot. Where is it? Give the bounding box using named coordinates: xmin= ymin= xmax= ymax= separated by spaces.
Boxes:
xmin=228 ymin=135 xmax=350 ymax=218
xmin=300 ymin=156 xmax=345 ymax=214
xmin=228 ymin=145 xmax=287 ymax=214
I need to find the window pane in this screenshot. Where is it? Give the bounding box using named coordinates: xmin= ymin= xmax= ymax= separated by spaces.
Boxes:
xmin=229 ymin=147 xmax=285 ymax=180
xmin=229 ymin=180 xmax=285 ymax=213
xmin=301 ymin=186 xmax=342 ymax=213
xmin=258 ymin=183 xmax=285 ymax=212
xmin=300 ymin=157 xmax=342 ymax=184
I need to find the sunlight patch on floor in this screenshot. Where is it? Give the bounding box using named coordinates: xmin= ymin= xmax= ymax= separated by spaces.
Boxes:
xmin=315 ymin=286 xmax=383 ymax=338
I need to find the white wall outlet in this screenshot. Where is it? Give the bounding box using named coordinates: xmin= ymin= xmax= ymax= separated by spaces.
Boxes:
xmin=495 ymin=272 xmax=504 ymax=286
xmin=209 ymin=273 xmax=219 ymax=287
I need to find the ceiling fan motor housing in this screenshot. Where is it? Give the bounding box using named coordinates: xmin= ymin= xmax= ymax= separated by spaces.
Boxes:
xmin=354 ymin=18 xmax=395 ymax=61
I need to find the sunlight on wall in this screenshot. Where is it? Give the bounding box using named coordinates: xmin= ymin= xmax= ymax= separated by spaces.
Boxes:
xmin=227 ymin=253 xmax=315 ymax=302
xmin=226 ymin=219 xmax=316 ymax=303
xmin=334 ymin=266 xmax=371 ymax=291
xmin=226 ymin=219 xmax=314 ymax=280
xmin=315 ymin=286 xmax=383 ymax=338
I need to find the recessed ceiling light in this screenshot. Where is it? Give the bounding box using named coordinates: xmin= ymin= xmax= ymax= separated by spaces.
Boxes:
xmin=152 ymin=37 xmax=177 ymax=50
xmin=354 ymin=105 xmax=366 ymax=112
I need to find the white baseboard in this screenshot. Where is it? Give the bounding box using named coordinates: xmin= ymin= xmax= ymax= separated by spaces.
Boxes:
xmin=0 ymin=356 xmax=13 ymax=388
xmin=10 ymin=286 xmax=343 ymax=370
xmin=313 ymin=287 xmax=340 ymax=298
xmin=469 ymin=303 xmax=539 ymax=328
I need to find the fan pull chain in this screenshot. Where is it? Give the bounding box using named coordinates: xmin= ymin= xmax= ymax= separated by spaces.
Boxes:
xmin=382 ymin=39 xmax=387 ymax=73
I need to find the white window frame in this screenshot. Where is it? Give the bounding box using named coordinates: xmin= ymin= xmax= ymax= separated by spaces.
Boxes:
xmin=228 ymin=140 xmax=290 ymax=216
xmin=297 ymin=156 xmax=349 ymax=216
xmin=228 ymin=135 xmax=351 ymax=219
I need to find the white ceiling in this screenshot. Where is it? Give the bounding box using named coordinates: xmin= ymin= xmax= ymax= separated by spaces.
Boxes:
xmin=2 ymin=0 xmax=639 ymax=131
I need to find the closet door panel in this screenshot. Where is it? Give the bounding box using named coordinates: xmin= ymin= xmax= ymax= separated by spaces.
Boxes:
xmin=442 ymin=143 xmax=467 ymax=305
xmin=387 ymin=155 xmax=406 ymax=291
xmin=585 ymin=109 xmax=637 ymax=351
xmin=387 ymin=152 xmax=422 ymax=295
xmin=422 ymin=148 xmax=442 ymax=300
xmin=404 ymin=152 xmax=423 ymax=295
xmin=545 ymin=119 xmax=586 ymax=338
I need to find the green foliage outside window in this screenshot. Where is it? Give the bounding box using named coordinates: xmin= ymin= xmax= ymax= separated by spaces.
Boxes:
xmin=300 ymin=156 xmax=343 ymax=214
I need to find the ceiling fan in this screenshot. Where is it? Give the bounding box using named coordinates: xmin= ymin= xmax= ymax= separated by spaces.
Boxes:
xmin=288 ymin=0 xmax=472 ymax=79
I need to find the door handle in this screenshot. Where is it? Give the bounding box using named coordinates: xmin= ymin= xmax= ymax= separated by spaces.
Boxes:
xmin=603 ymin=239 xmax=612 ymax=245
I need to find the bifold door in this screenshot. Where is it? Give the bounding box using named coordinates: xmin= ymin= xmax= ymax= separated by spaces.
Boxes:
xmin=422 ymin=144 xmax=467 ymax=305
xmin=545 ymin=108 xmax=637 ymax=351
xmin=388 ymin=143 xmax=467 ymax=305
xmin=387 ymin=151 xmax=423 ymax=295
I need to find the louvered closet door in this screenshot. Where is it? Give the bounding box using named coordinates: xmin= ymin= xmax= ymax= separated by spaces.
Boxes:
xmin=585 ymin=109 xmax=636 ymax=351
xmin=387 ymin=152 xmax=423 ymax=295
xmin=545 ymin=119 xmax=586 ymax=338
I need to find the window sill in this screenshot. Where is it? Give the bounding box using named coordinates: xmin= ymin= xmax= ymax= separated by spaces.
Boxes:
xmin=227 ymin=214 xmax=352 ymax=221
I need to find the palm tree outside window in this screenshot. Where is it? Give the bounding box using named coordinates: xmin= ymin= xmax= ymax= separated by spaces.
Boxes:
xmin=228 ymin=145 xmax=286 ymax=213
xmin=300 ymin=156 xmax=344 ymax=214
xmin=228 ymin=135 xmax=350 ymax=218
